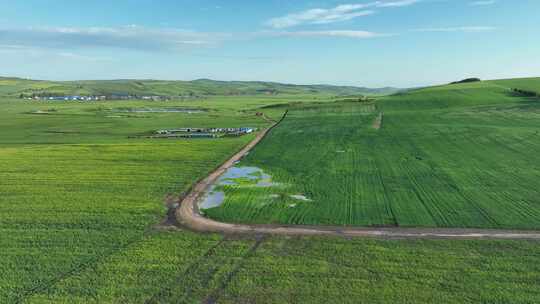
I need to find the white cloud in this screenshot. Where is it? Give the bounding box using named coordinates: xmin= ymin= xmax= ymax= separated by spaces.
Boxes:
xmin=266 ymin=30 xmax=389 ymax=38
xmin=0 ymin=26 xmax=229 ymax=52
xmin=413 ymin=26 xmax=496 ymax=32
xmin=57 ymin=52 xmax=112 ymax=61
xmin=0 ymin=25 xmax=393 ymax=56
xmin=469 ymin=0 xmax=496 ymax=6
xmin=266 ymin=1 xmax=420 ymax=28
xmin=378 ymin=0 xmax=420 ymax=7
xmin=266 ymin=8 xmax=374 ymax=29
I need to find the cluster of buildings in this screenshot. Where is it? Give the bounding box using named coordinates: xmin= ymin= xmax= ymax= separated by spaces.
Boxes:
xmin=152 ymin=127 xmax=256 ymax=139
xmin=22 ymin=95 xmax=173 ymax=102
xmin=25 ymin=95 xmax=107 ymax=101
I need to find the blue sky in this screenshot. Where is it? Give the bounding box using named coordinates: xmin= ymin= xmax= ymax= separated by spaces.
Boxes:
xmin=0 ymin=0 xmax=538 ymax=87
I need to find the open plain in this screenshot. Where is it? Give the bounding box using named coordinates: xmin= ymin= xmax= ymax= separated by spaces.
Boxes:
xmin=1 ymin=77 xmax=540 ymax=303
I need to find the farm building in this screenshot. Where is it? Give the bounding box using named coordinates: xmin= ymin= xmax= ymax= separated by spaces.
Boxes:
xmin=150 ymin=133 xmax=218 ymax=139
xmin=151 ymin=127 xmax=256 ymax=139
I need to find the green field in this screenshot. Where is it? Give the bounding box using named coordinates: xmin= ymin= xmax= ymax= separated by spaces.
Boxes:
xmin=21 ymin=235 xmax=540 ymax=304
xmin=205 ymin=80 xmax=540 ymax=229
xmin=492 ymin=77 xmax=540 ymax=94
xmin=0 ymin=96 xmax=267 ymax=303
xmin=1 ymin=79 xmax=540 ymax=303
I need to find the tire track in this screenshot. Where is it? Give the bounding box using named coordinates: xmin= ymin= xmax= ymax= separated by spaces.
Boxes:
xmin=144 ymin=239 xmax=226 ymax=304
xmin=203 ymin=235 xmax=266 ymax=304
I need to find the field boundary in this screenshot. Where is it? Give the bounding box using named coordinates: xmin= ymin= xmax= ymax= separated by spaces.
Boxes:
xmin=176 ymin=110 xmax=540 ymax=241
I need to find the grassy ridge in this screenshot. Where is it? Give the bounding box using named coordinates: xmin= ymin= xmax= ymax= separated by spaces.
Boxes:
xmin=491 ymin=77 xmax=540 ymax=94
xmin=205 ymin=79 xmax=540 ymax=228
xmin=381 ymin=81 xmax=522 ymax=110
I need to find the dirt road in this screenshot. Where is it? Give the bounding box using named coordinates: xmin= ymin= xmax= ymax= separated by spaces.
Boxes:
xmin=176 ymin=112 xmax=540 ymax=240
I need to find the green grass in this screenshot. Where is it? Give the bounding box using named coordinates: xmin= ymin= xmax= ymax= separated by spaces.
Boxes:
xmin=382 ymin=81 xmax=522 ymax=110
xmin=218 ymin=237 xmax=540 ymax=304
xmin=0 ymin=96 xmax=264 ymax=303
xmin=0 ymin=96 xmax=303 ymax=145
xmin=0 ymin=140 xmax=254 ymax=303
xmin=205 ymin=81 xmax=540 ymax=229
xmin=490 ymin=77 xmax=540 ymax=94
xmin=1 ymin=79 xmax=540 ymax=303
xmin=18 ymin=234 xmax=540 ymax=304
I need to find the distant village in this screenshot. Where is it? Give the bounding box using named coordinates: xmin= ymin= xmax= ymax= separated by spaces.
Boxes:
xmin=20 ymin=94 xmax=201 ymax=101
xmin=150 ymin=127 xmax=256 ymax=139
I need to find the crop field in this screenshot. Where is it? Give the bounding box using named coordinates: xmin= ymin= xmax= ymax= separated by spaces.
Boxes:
xmin=0 ymin=96 xmax=264 ymax=303
xmin=0 ymin=138 xmax=253 ymax=303
xmin=218 ymin=237 xmax=540 ymax=304
xmin=1 ymin=80 xmax=540 ymax=303
xmin=0 ymin=96 xmax=308 ymax=145
xmin=15 ymin=234 xmax=540 ymax=304
xmin=205 ymin=81 xmax=540 ymax=229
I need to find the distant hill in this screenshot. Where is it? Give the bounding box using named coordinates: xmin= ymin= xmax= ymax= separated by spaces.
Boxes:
xmin=0 ymin=77 xmax=401 ymax=98
xmin=490 ymin=77 xmax=540 ymax=95
xmin=450 ymin=78 xmax=481 ymax=85
xmin=380 ymin=77 xmax=540 ymax=111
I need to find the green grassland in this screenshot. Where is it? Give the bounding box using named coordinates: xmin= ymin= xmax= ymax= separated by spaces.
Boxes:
xmin=219 ymin=237 xmax=540 ymax=304
xmin=0 ymin=96 xmax=266 ymax=303
xmin=491 ymin=77 xmax=540 ymax=94
xmin=0 ymin=96 xmax=307 ymax=145
xmin=205 ymin=80 xmax=540 ymax=229
xmin=23 ymin=235 xmax=540 ymax=304
xmin=1 ymin=79 xmax=540 ymax=303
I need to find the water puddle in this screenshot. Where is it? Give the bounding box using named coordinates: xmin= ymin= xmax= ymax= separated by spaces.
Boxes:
xmin=199 ymin=188 xmax=226 ymax=209
xmin=219 ymin=166 xmax=276 ymax=187
xmin=290 ymin=194 xmax=313 ymax=202
xmin=199 ymin=166 xmax=312 ymax=211
xmin=199 ymin=166 xmax=276 ymax=210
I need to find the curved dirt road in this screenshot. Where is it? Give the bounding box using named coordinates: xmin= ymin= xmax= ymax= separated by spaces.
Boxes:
xmin=176 ymin=114 xmax=540 ymax=240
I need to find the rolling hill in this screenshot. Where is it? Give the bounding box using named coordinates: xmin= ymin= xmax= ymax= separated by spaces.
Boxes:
xmin=0 ymin=77 xmax=401 ymax=98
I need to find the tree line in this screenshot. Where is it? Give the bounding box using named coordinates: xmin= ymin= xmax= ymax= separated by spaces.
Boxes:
xmin=512 ymin=88 xmax=539 ymax=97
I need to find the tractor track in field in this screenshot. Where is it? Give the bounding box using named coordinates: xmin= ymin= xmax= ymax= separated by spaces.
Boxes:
xmin=176 ymin=110 xmax=540 ymax=241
